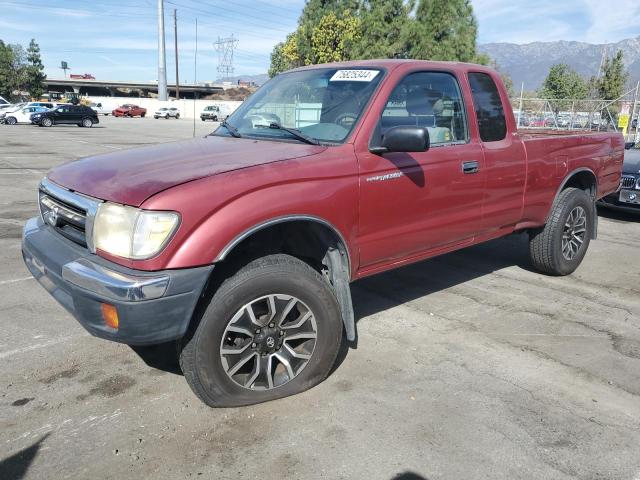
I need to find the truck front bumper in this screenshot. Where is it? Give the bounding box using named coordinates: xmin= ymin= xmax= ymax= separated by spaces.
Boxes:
xmin=22 ymin=217 xmax=213 ymax=345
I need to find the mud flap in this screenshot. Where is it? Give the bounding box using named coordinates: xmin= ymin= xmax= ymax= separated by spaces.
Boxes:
xmin=325 ymin=247 xmax=356 ymax=342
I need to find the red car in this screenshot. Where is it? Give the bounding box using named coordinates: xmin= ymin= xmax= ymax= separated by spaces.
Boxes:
xmin=23 ymin=60 xmax=623 ymax=407
xmin=112 ymin=104 xmax=147 ymax=117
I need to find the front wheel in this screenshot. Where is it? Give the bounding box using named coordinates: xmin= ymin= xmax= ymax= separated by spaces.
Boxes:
xmin=175 ymin=114 xmax=180 ymax=119
xmin=6 ymin=117 xmax=17 ymax=125
xmin=529 ymin=187 xmax=593 ymax=276
xmin=141 ymin=112 xmax=146 ymax=118
xmin=41 ymin=117 xmax=53 ymax=127
xmin=179 ymin=254 xmax=343 ymax=407
xmin=81 ymin=117 xmax=93 ymax=128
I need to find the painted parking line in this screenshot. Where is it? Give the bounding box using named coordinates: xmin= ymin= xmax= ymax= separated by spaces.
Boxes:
xmin=0 ymin=276 xmax=34 ymax=286
xmin=0 ymin=333 xmax=87 ymax=360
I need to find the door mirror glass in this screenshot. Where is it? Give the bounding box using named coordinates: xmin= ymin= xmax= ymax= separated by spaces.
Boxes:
xmin=371 ymin=126 xmax=430 ymax=154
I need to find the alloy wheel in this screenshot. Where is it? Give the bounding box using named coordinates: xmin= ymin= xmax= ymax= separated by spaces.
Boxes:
xmin=220 ymin=294 xmax=318 ymax=390
xmin=562 ymin=206 xmax=587 ymax=260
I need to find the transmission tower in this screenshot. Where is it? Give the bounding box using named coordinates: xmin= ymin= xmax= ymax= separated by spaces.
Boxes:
xmin=214 ymin=35 xmax=239 ymax=81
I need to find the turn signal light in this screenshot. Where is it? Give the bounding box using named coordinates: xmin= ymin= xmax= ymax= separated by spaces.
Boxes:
xmin=101 ymin=303 xmax=119 ymax=330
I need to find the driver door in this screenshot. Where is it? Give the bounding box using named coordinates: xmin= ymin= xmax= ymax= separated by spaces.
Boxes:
xmin=357 ymin=70 xmax=485 ymax=270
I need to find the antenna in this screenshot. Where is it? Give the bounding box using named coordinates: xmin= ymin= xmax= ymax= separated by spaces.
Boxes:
xmin=214 ymin=35 xmax=239 ymax=82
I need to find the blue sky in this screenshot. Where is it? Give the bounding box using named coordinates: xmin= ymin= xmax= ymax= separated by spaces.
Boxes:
xmin=1 ymin=0 xmax=639 ymax=82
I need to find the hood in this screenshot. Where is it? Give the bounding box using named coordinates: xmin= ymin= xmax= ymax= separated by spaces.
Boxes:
xmin=48 ymin=135 xmax=326 ymax=206
xmin=623 ymin=149 xmax=640 ymax=175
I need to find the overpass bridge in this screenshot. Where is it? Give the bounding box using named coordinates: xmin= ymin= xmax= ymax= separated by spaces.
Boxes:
xmin=44 ymin=78 xmax=225 ymax=99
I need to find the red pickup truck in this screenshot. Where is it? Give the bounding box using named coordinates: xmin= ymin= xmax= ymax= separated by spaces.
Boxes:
xmin=22 ymin=60 xmax=624 ymax=407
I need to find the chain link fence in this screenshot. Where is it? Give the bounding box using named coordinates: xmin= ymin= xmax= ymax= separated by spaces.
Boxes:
xmin=510 ymin=83 xmax=640 ymax=144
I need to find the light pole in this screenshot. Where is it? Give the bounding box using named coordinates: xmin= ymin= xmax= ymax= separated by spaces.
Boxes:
xmin=157 ymin=0 xmax=168 ymax=101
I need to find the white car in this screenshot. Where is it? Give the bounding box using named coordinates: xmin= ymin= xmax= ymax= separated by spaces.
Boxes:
xmin=89 ymin=102 xmax=112 ymax=115
xmin=3 ymin=106 xmax=50 ymax=125
xmin=154 ymin=107 xmax=180 ymax=119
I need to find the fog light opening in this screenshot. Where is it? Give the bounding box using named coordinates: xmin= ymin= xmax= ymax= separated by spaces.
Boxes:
xmin=101 ymin=303 xmax=119 ymax=330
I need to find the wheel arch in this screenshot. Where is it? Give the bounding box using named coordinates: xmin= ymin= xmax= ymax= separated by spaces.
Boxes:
xmin=210 ymin=215 xmax=356 ymax=342
xmin=547 ymin=167 xmax=598 ymax=238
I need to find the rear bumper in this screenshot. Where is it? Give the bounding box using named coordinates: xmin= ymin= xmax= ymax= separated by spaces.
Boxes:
xmin=22 ymin=217 xmax=213 ymax=345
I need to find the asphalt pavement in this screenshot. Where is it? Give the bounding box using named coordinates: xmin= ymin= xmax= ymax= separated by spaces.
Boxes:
xmin=1 ymin=117 xmax=639 ymax=480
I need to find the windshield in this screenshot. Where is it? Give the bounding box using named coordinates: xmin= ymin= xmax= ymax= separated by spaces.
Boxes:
xmin=218 ymin=67 xmax=384 ymax=144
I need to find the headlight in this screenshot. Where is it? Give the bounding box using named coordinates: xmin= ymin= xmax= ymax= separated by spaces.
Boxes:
xmin=93 ymin=203 xmax=180 ymax=259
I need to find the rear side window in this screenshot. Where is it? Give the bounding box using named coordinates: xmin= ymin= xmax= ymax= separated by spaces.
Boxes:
xmin=468 ymin=72 xmax=507 ymax=142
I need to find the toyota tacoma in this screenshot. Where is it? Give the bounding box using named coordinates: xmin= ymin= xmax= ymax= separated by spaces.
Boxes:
xmin=22 ymin=60 xmax=624 ymax=407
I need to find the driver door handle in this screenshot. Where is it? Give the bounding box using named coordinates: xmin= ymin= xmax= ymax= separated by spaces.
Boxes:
xmin=462 ymin=160 xmax=480 ymax=174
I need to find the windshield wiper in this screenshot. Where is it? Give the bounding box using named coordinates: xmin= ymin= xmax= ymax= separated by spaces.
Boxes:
xmin=262 ymin=122 xmax=320 ymax=146
xmin=219 ymin=120 xmax=242 ymax=138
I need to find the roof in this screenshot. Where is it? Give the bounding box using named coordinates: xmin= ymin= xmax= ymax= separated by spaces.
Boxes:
xmin=288 ymin=59 xmax=495 ymax=74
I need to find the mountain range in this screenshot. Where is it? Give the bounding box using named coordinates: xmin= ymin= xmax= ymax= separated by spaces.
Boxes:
xmin=478 ymin=36 xmax=640 ymax=91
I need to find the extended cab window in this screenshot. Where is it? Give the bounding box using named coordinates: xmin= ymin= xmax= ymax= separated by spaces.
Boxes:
xmin=468 ymin=72 xmax=507 ymax=142
xmin=381 ymin=72 xmax=468 ymax=145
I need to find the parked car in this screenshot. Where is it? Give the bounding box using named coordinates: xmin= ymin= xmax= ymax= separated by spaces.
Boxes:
xmin=154 ymin=107 xmax=180 ymax=119
xmin=31 ymin=104 xmax=99 ymax=127
xmin=3 ymin=106 xmax=50 ymax=125
xmin=200 ymin=105 xmax=220 ymax=121
xmin=598 ymin=145 xmax=639 ymax=213
xmin=112 ymin=104 xmax=146 ymax=117
xmin=22 ymin=60 xmax=624 ymax=408
xmin=89 ymin=102 xmax=112 ymax=115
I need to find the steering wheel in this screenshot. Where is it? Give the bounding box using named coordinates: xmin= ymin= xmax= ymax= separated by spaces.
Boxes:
xmin=334 ymin=112 xmax=358 ymax=130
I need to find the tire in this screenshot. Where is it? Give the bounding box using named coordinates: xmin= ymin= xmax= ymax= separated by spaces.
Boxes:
xmin=6 ymin=117 xmax=16 ymax=125
xmin=175 ymin=114 xmax=180 ymax=119
xmin=141 ymin=112 xmax=146 ymax=118
xmin=41 ymin=117 xmax=53 ymax=127
xmin=213 ymin=115 xmax=218 ymax=122
xmin=179 ymin=254 xmax=343 ymax=407
xmin=201 ymin=118 xmax=206 ymax=122
xmin=529 ymin=187 xmax=593 ymax=276
xmin=81 ymin=118 xmax=93 ymax=128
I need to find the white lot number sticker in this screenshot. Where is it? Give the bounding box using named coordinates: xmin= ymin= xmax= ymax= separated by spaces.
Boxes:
xmin=330 ymin=69 xmax=380 ymax=82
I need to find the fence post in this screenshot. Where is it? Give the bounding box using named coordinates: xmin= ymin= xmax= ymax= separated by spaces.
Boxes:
xmin=517 ymin=82 xmax=524 ymax=129
xmin=632 ymin=80 xmax=640 ymax=143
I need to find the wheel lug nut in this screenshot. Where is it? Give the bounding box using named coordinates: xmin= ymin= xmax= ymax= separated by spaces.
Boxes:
xmin=279 ymin=331 xmax=284 ymax=336
xmin=268 ymin=323 xmax=275 ymax=328
xmin=251 ymin=343 xmax=257 ymax=349
xmin=255 ymin=328 xmax=261 ymax=334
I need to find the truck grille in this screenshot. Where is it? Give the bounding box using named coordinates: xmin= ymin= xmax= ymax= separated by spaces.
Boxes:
xmin=38 ymin=178 xmax=101 ymax=251
xmin=621 ymin=175 xmax=638 ymax=190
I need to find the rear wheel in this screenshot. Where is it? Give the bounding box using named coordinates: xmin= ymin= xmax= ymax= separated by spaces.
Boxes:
xmin=41 ymin=117 xmax=53 ymax=127
xmin=179 ymin=254 xmax=343 ymax=407
xmin=141 ymin=112 xmax=146 ymax=118
xmin=529 ymin=187 xmax=592 ymax=276
xmin=175 ymin=113 xmax=180 ymax=119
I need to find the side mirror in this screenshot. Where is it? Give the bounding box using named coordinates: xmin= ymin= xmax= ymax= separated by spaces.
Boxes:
xmin=370 ymin=126 xmax=430 ymax=154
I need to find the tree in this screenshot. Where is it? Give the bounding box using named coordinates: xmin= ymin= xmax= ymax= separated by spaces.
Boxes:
xmin=310 ymin=10 xmax=361 ymax=64
xmin=541 ymin=64 xmax=588 ymax=99
xmin=595 ymin=50 xmax=628 ymax=100
xmin=408 ymin=0 xmax=480 ymax=63
xmin=24 ymin=39 xmax=46 ymax=99
xmin=269 ymin=33 xmax=302 ymax=77
xmin=296 ymin=0 xmax=359 ymax=65
xmin=351 ymin=0 xmax=413 ymax=59
xmin=0 ymin=41 xmax=26 ymax=100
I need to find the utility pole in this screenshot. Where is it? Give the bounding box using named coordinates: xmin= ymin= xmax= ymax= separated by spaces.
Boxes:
xmin=157 ymin=0 xmax=168 ymax=101
xmin=174 ymin=9 xmax=180 ymax=100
